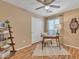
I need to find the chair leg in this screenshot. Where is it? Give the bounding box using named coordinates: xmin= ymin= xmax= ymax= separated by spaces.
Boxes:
xmin=56 ymin=38 xmax=61 ymax=49
xmin=56 ymin=39 xmax=59 ymax=47
xmin=44 ymin=42 xmax=46 ymax=47
xmin=50 ymin=40 xmax=52 ymax=45
xmin=42 ymin=41 xmax=43 ymax=50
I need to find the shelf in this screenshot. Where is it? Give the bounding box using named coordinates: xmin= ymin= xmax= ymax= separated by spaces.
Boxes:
xmin=0 ymin=27 xmax=5 ymax=29
xmin=8 ymin=43 xmax=15 ymax=45
xmin=8 ymin=37 xmax=14 ymax=39
xmin=0 ymin=44 xmax=11 ymax=53
xmin=0 ymin=48 xmax=5 ymax=52
xmin=2 ymin=44 xmax=11 ymax=49
xmin=0 ymin=27 xmax=6 ymax=31
xmin=0 ymin=20 xmax=16 ymax=53
xmin=3 ymin=31 xmax=9 ymax=34
xmin=0 ymin=47 xmax=10 ymax=59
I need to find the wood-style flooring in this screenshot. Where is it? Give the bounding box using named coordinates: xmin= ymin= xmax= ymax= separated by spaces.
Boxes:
xmin=6 ymin=43 xmax=79 ymax=59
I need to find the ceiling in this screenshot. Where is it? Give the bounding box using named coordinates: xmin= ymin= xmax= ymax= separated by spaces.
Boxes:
xmin=3 ymin=0 xmax=79 ymax=17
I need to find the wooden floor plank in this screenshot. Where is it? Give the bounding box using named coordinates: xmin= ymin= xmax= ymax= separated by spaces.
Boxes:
xmin=5 ymin=43 xmax=79 ymax=59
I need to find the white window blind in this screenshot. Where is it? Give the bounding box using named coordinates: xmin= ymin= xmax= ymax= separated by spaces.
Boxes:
xmin=47 ymin=18 xmax=60 ymax=35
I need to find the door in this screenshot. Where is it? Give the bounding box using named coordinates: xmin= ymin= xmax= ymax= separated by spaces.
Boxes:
xmin=32 ymin=17 xmax=44 ymax=43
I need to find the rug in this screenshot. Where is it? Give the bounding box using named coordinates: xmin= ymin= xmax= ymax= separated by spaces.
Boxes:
xmin=32 ymin=44 xmax=70 ymax=56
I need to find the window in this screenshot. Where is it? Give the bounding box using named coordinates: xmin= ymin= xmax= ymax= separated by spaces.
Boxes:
xmin=47 ymin=18 xmax=61 ymax=35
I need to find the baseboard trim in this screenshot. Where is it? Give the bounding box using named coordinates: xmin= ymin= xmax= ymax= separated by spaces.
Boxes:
xmin=16 ymin=44 xmax=32 ymax=51
xmin=64 ymin=44 xmax=79 ymax=50
xmin=16 ymin=41 xmax=41 ymax=51
xmin=32 ymin=41 xmax=41 ymax=45
xmin=16 ymin=43 xmax=79 ymax=51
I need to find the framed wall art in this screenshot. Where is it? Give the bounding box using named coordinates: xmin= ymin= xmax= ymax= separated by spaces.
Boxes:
xmin=69 ymin=18 xmax=79 ymax=33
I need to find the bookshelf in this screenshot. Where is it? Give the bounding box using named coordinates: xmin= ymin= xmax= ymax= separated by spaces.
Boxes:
xmin=5 ymin=20 xmax=16 ymax=52
xmin=0 ymin=20 xmax=16 ymax=59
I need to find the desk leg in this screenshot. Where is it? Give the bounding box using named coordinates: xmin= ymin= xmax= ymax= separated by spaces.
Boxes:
xmin=42 ymin=41 xmax=43 ymax=50
xmin=56 ymin=38 xmax=59 ymax=47
xmin=57 ymin=38 xmax=61 ymax=49
xmin=42 ymin=38 xmax=44 ymax=50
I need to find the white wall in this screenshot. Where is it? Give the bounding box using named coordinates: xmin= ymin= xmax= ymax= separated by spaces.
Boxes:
xmin=32 ymin=16 xmax=44 ymax=43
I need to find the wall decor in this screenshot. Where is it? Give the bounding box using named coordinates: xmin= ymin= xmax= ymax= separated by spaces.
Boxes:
xmin=69 ymin=18 xmax=79 ymax=33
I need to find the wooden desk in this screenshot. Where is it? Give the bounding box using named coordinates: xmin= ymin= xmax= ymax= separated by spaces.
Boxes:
xmin=42 ymin=35 xmax=61 ymax=49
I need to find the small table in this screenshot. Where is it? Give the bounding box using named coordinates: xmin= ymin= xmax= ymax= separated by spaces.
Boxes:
xmin=41 ymin=35 xmax=61 ymax=49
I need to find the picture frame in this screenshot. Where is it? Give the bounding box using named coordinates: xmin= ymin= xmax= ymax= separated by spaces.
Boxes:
xmin=69 ymin=18 xmax=79 ymax=33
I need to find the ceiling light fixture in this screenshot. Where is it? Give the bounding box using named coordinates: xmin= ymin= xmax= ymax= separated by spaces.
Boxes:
xmin=45 ymin=6 xmax=50 ymax=10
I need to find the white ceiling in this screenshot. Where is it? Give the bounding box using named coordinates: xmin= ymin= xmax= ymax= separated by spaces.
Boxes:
xmin=3 ymin=0 xmax=79 ymax=17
